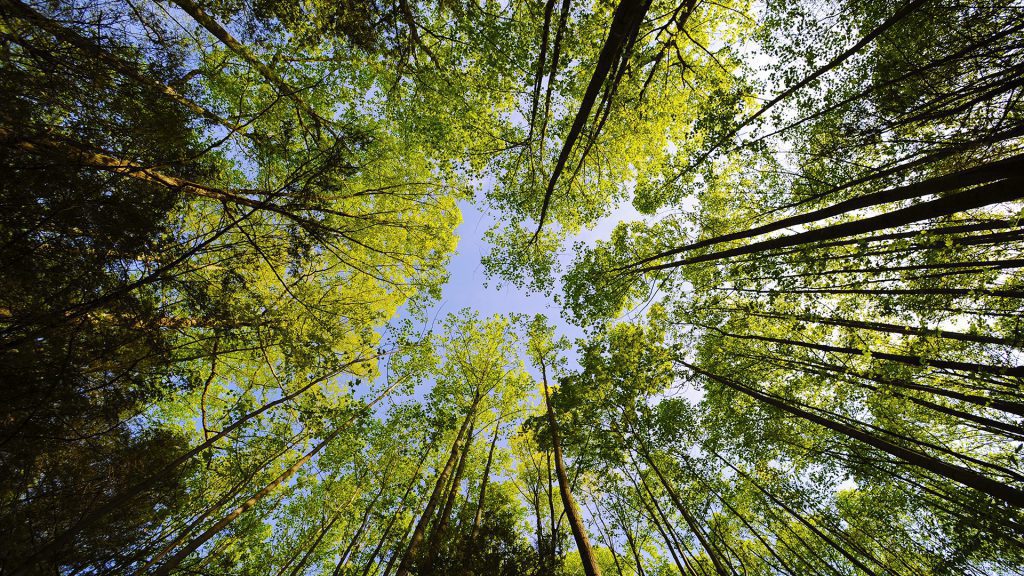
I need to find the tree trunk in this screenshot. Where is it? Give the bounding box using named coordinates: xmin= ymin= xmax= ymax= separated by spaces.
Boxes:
xmin=283 ymin=515 xmax=341 ymax=576
xmin=676 ymin=0 xmax=928 ymax=182
xmin=708 ymin=326 xmax=1024 ymax=377
xmin=633 ymin=177 xmax=1024 ymax=274
xmin=715 ymin=452 xmax=880 ymax=575
xmin=541 ymin=364 xmax=602 ymax=576
xmin=683 ymin=361 xmax=1024 ymax=507
xmin=466 ymin=419 xmax=502 ymax=563
xmin=629 ymin=471 xmax=695 ymax=576
xmin=1 ymin=0 xmax=247 ymax=135
xmin=533 ymin=0 xmax=651 ymax=237
xmin=633 ymin=447 xmax=732 ymax=576
xmin=729 ymin=308 xmax=1022 ymax=349
xmin=333 ymin=489 xmax=386 ymax=576
xmin=19 ymin=361 xmax=358 ymax=574
xmin=166 ymin=0 xmax=328 ymax=129
xmin=626 ymin=151 xmax=1023 ymax=270
xmin=357 ymin=443 xmax=434 ymax=576
xmin=424 ymin=411 xmax=477 ymax=570
xmin=394 ymin=391 xmax=480 ymax=576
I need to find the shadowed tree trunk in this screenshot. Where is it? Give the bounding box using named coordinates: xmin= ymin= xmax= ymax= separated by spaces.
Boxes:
xmin=541 ymin=361 xmax=602 ymax=576
xmin=395 ymin=389 xmax=481 ymax=576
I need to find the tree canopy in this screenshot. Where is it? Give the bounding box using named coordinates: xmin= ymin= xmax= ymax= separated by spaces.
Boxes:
xmin=2 ymin=0 xmax=1022 ymax=574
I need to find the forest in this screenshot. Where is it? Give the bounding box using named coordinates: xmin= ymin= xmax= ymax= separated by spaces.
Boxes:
xmin=1 ymin=0 xmax=1022 ymax=574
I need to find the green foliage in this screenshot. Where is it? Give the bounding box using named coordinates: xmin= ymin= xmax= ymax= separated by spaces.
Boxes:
xmin=2 ymin=0 xmax=1022 ymax=574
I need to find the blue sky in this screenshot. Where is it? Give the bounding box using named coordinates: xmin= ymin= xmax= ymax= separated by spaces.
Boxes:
xmin=432 ymin=196 xmax=655 ymax=346
xmin=368 ymin=192 xmax=656 ymax=412
xmin=434 ymin=201 xmax=561 ymax=324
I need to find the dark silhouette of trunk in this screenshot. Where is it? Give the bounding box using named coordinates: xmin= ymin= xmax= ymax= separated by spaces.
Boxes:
xmin=726 ymin=308 xmax=1022 ymax=349
xmin=747 ymin=351 xmax=1024 ymax=439
xmin=282 ymin=515 xmax=341 ymax=576
xmin=706 ymin=326 xmax=1023 ymax=377
xmin=627 ymin=152 xmax=1024 ymax=270
xmin=137 ymin=431 xmax=306 ymax=571
xmin=723 ymin=286 xmax=1024 ymax=299
xmin=682 ymin=362 xmax=1024 ymax=507
xmin=332 ymin=487 xmax=388 ymax=576
xmin=734 ymin=258 xmax=1024 ymax=286
xmin=791 ymin=220 xmax=1015 ymax=252
xmin=712 ymin=452 xmax=880 ymax=576
xmin=527 ymin=0 xmax=558 ymax=139
xmin=541 ymin=363 xmax=602 ymax=576
xmin=17 ymin=361 xmax=358 ymax=573
xmin=631 ymin=177 xmax=1024 ymax=274
xmin=395 ymin=390 xmax=480 ymax=576
xmin=629 ymin=470 xmax=697 ymax=576
xmin=670 ymin=0 xmax=928 ymax=182
xmin=631 ymin=445 xmax=731 ymax=576
xmin=537 ymin=0 xmax=572 ymax=147
xmin=733 ymin=226 xmax=1024 ymax=269
xmin=166 ymin=0 xmax=329 ymax=131
xmin=467 ymin=420 xmax=502 ymax=555
xmin=424 ymin=411 xmax=476 ymax=571
xmin=532 ymin=0 xmax=651 ymax=238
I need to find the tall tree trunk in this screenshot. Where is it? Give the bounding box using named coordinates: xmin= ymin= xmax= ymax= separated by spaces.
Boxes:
xmin=166 ymin=0 xmax=329 ymax=130
xmin=750 ymin=351 xmax=1024 ymax=438
xmin=395 ymin=391 xmax=481 ymax=576
xmin=546 ymin=448 xmax=558 ymax=566
xmin=683 ymin=361 xmax=1024 ymax=507
xmin=138 ymin=431 xmax=307 ymax=572
xmin=424 ymin=411 xmax=477 ymax=571
xmin=591 ymin=500 xmax=625 ymax=576
xmin=632 ymin=446 xmax=732 ymax=576
xmin=632 ymin=177 xmax=1024 ymax=274
xmin=358 ymin=444 xmax=433 ymax=576
xmin=727 ymin=308 xmax=1022 ymax=349
xmin=1 ymin=0 xmax=248 ymax=135
xmin=627 ymin=151 xmax=1023 ymax=270
xmin=629 ymin=472 xmax=695 ymax=576
xmin=0 ymin=129 xmax=325 ymax=223
xmin=619 ymin=514 xmax=648 ymax=576
xmin=677 ymin=0 xmax=928 ymax=181
xmin=465 ymin=419 xmax=502 ymax=565
xmin=687 ymin=472 xmax=797 ymax=576
xmin=707 ymin=325 xmax=1023 ymax=377
xmin=333 ymin=487 xmax=388 ymax=576
xmin=723 ymin=285 xmax=1024 ymax=299
xmin=712 ymin=452 xmax=882 ymax=576
xmin=534 ymin=489 xmax=546 ymax=573
xmin=16 ymin=361 xmax=359 ymax=575
xmin=541 ymin=363 xmax=602 ymax=576
xmin=533 ymin=0 xmax=651 ymax=238
xmin=283 ymin=515 xmax=342 ymax=576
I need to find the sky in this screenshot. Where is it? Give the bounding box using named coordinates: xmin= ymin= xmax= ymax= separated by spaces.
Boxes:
xmin=432 ymin=195 xmax=655 ymax=346
xmin=366 ymin=188 xmax=659 ymax=415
